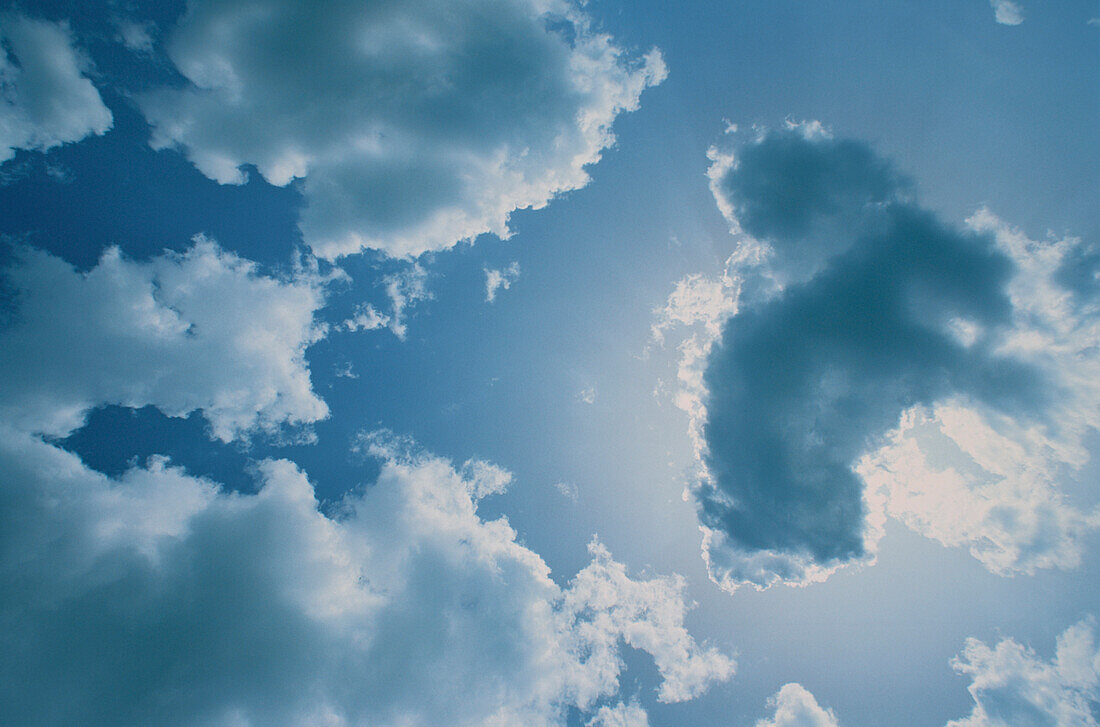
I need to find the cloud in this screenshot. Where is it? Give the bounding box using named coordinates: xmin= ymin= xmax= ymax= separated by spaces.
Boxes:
xmin=948 ymin=618 xmax=1100 ymax=726
xmin=139 ymin=0 xmax=666 ymax=259
xmin=113 ymin=19 xmax=156 ymax=53
xmin=555 ymin=480 xmax=580 ymax=503
xmin=341 ymin=262 xmax=432 ymax=340
xmin=333 ymin=360 xmax=358 ymax=379
xmin=670 ymin=123 xmax=1098 ymax=591
xmin=859 ymin=402 xmax=1100 ymax=577
xmin=708 ymin=121 xmax=910 ymax=285
xmin=341 ymin=302 xmax=391 ymax=333
xmin=0 ymin=13 xmax=113 ymax=162
xmin=485 ymin=261 xmax=521 ymax=302
xmin=751 ymin=620 xmax=1099 ymax=727
xmin=990 ymin=0 xmax=1024 ymax=26
xmin=858 ymin=211 xmax=1100 ymax=576
xmin=0 ymin=427 xmax=733 ymax=726
xmin=587 ymin=701 xmax=650 ymax=727
xmin=0 ymin=238 xmax=329 ymax=442
xmin=651 ymin=255 xmax=747 ymax=465
xmin=651 ymin=270 xmax=740 ymax=345
xmin=755 ymin=683 xmax=840 ymax=727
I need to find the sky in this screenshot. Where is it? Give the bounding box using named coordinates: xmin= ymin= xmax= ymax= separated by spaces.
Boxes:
xmin=0 ymin=1 xmax=1097 ymax=726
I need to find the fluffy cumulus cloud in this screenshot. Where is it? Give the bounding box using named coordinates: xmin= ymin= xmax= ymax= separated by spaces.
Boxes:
xmin=661 ymin=123 xmax=1099 ymax=591
xmin=948 ymin=618 xmax=1100 ymax=727
xmin=0 ymin=425 xmax=733 ymax=726
xmin=990 ymin=0 xmax=1025 ymax=26
xmin=0 ymin=189 xmax=730 ymax=726
xmin=752 ymin=619 xmax=1100 ymax=727
xmin=139 ymin=0 xmax=666 ymax=259
xmin=754 ymin=683 xmax=840 ymax=727
xmin=0 ymin=13 xmax=113 ymax=162
xmin=0 ymin=238 xmax=329 ymax=441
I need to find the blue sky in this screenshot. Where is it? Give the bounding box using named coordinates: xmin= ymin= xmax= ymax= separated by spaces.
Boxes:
xmin=0 ymin=1 xmax=1097 ymax=725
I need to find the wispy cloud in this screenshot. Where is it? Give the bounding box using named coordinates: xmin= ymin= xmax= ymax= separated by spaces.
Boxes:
xmin=554 ymin=480 xmax=580 ymax=503
xmin=990 ymin=0 xmax=1024 ymax=25
xmin=342 ymin=263 xmax=432 ymax=340
xmin=113 ymin=18 xmax=156 ymax=53
xmin=485 ymin=261 xmax=521 ymax=302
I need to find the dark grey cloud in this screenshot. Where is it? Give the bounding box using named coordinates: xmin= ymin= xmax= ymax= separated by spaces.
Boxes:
xmin=722 ymin=129 xmax=908 ymax=267
xmin=697 ymin=127 xmax=1051 ymax=587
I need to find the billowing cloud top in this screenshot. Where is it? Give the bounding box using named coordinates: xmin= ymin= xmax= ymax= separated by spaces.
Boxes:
xmin=0 ymin=227 xmax=732 ymax=724
xmin=690 ymin=124 xmax=1098 ymax=590
xmin=0 ymin=239 xmax=329 ymax=441
xmin=0 ymin=13 xmax=112 ymax=162
xmin=0 ymin=427 xmax=733 ymax=725
xmin=948 ymin=617 xmax=1100 ymax=726
xmin=140 ymin=0 xmax=666 ymax=259
xmin=754 ymin=683 xmax=839 ymax=727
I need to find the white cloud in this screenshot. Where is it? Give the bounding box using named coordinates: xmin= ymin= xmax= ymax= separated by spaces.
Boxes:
xmin=334 ymin=361 xmax=358 ymax=379
xmin=0 ymin=238 xmax=329 ymax=442
xmin=140 ymin=0 xmax=666 ymax=259
xmin=555 ymin=480 xmax=580 ymax=503
xmin=342 ymin=262 xmax=431 ymax=340
xmin=579 ymin=386 xmax=598 ymax=405
xmin=0 ymin=427 xmax=733 ymax=725
xmin=560 ymin=534 xmax=736 ymax=704
xmin=587 ymin=702 xmax=650 ymax=727
xmin=485 ymin=261 xmax=521 ymax=303
xmin=858 ymin=401 xmax=1100 ymax=577
xmin=755 ymin=683 xmax=840 ymax=727
xmin=651 ymin=270 xmax=740 ymax=345
xmin=650 ymin=253 xmax=748 ymax=469
xmin=947 ymin=618 xmax=1100 ymax=727
xmin=751 ymin=621 xmax=1100 ymax=727
xmin=990 ymin=0 xmax=1024 ymax=26
xmin=0 ymin=13 xmax=113 ymax=162
xmin=341 ymin=302 xmax=390 ymax=333
xmin=858 ymin=212 xmax=1100 ymax=576
xmin=114 ymin=19 xmax=156 ymax=53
